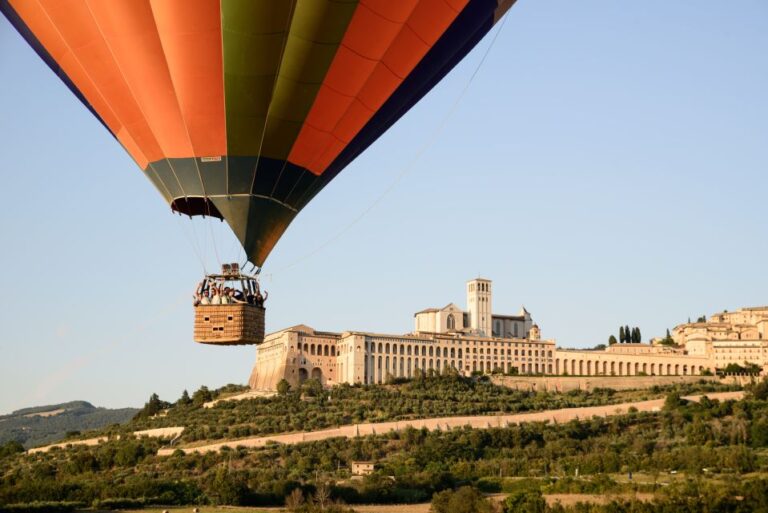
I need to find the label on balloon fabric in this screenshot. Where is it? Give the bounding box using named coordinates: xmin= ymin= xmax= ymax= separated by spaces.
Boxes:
xmin=200 ymin=156 xmax=222 ymax=162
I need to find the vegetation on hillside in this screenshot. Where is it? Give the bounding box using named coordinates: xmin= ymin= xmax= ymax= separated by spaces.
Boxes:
xmin=125 ymin=374 xmax=737 ymax=444
xmin=0 ymin=401 xmax=138 ymax=449
xmin=0 ymin=377 xmax=762 ymax=511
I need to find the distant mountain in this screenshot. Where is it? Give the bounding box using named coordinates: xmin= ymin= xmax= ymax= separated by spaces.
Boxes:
xmin=0 ymin=401 xmax=138 ymax=449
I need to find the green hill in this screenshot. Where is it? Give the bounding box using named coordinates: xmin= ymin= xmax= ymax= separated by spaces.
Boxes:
xmin=0 ymin=401 xmax=138 ymax=449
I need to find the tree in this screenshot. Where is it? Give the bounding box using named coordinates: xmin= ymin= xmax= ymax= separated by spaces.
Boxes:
xmin=314 ymin=483 xmax=331 ymax=509
xmin=277 ymin=379 xmax=291 ymax=396
xmin=749 ymin=377 xmax=768 ymax=401
xmin=624 ymin=325 xmax=630 ymax=344
xmin=504 ymin=489 xmax=546 ymax=513
xmin=285 ymin=488 xmax=304 ymax=511
xmin=177 ymin=389 xmax=192 ymax=406
xmin=432 ymin=486 xmax=494 ymax=513
xmin=635 ymin=327 xmax=642 ymax=343
xmin=302 ymin=378 xmax=323 ymax=398
xmin=619 ymin=326 xmax=625 ymax=344
xmin=192 ymin=386 xmax=214 ymax=406
xmin=697 ymin=315 xmax=707 ymax=323
xmin=608 ymin=335 xmax=617 ymax=345
xmin=134 ymin=393 xmax=170 ymax=419
xmin=0 ymin=440 xmax=24 ymax=459
xmin=663 ymin=391 xmax=685 ymax=411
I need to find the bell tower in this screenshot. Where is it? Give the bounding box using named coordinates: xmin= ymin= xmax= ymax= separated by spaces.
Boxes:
xmin=467 ymin=278 xmax=492 ymax=337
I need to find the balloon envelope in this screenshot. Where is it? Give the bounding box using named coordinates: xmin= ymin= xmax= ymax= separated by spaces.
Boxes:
xmin=2 ymin=0 xmax=515 ymax=266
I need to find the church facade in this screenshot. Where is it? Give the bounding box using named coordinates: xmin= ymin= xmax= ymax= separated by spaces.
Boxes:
xmin=248 ymin=279 xmax=766 ymax=391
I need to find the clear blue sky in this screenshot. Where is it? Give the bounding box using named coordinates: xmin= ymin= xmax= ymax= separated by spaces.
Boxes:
xmin=1 ymin=1 xmax=766 ymax=414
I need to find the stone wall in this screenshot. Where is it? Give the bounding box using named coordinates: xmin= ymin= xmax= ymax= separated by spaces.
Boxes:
xmin=491 ymin=374 xmax=726 ymax=393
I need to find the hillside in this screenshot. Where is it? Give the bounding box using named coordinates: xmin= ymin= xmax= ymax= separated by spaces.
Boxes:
xmin=0 ymin=401 xmax=138 ymax=449
xmin=0 ymin=377 xmax=764 ymax=511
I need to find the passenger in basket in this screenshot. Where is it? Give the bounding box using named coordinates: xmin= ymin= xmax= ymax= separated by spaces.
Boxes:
xmin=210 ymin=285 xmax=222 ymax=305
xmin=193 ymin=280 xmax=208 ymax=306
xmin=255 ymin=290 xmax=268 ymax=308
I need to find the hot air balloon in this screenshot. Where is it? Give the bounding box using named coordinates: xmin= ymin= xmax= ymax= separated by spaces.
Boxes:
xmin=2 ymin=0 xmax=516 ymax=344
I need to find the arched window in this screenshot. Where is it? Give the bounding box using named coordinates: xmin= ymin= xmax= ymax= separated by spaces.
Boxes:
xmin=447 ymin=314 xmax=456 ymax=330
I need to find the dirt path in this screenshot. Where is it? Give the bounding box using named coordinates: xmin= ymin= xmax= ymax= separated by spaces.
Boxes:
xmin=157 ymin=391 xmax=743 ymax=456
xmin=29 ymin=426 xmax=185 ymax=454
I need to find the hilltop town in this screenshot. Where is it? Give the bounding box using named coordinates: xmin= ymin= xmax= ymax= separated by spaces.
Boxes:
xmin=249 ymin=278 xmax=767 ymax=391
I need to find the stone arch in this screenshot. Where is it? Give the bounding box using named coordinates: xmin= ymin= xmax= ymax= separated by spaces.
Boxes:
xmin=674 ymin=364 xmax=680 ymax=375
xmin=618 ymin=362 xmax=624 ymax=375
xmin=587 ymin=361 xmax=592 ymax=375
xmin=311 ymin=368 xmax=323 ymax=382
xmin=298 ymin=368 xmax=309 ymax=383
xmin=323 ymin=345 xmax=329 ymax=356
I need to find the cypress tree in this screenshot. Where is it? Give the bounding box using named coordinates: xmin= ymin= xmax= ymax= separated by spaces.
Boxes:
xmin=636 ymin=327 xmax=642 ymax=343
xmin=625 ymin=325 xmax=631 ymax=343
xmin=619 ymin=326 xmax=625 ymax=344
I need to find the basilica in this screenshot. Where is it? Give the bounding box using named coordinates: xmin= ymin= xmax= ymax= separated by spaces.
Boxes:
xmin=248 ymin=279 xmax=767 ymax=391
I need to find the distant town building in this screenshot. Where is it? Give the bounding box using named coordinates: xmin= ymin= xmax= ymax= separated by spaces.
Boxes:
xmin=351 ymin=461 xmax=375 ymax=476
xmin=248 ymin=280 xmax=767 ymax=391
xmin=671 ymin=307 xmax=768 ymax=368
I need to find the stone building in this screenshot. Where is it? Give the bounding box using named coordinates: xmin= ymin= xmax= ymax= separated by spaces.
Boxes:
xmin=248 ymin=280 xmax=766 ymax=391
xmin=671 ymin=306 xmax=768 ymax=368
xmin=414 ymin=278 xmax=532 ymax=338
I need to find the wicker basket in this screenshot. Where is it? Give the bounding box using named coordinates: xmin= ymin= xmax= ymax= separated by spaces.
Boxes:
xmin=194 ymin=304 xmax=265 ymax=345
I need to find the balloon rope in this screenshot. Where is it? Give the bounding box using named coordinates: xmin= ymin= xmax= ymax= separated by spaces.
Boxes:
xmin=269 ymin=12 xmax=511 ymax=276
xmin=208 ymin=219 xmax=222 ymax=269
xmin=175 ymin=214 xmax=207 ymax=273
